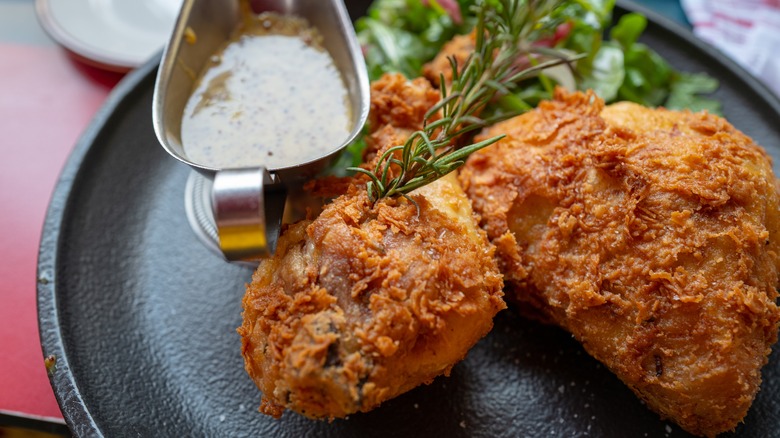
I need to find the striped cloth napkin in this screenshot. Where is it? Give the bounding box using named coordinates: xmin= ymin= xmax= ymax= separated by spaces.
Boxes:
xmin=682 ymin=0 xmax=780 ymax=97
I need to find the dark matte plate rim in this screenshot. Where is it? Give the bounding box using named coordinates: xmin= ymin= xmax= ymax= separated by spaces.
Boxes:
xmin=37 ymin=55 xmax=161 ymax=436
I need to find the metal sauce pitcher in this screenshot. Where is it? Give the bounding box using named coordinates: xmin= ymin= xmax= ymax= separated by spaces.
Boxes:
xmin=153 ymin=0 xmax=369 ymax=261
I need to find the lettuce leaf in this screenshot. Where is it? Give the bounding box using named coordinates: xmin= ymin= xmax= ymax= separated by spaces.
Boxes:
xmin=356 ymin=0 xmax=478 ymax=80
xmin=596 ymin=12 xmax=721 ymax=113
xmin=357 ymin=1 xmax=721 ymax=112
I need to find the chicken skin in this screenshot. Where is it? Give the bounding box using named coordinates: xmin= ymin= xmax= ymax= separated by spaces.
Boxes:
xmin=238 ymin=74 xmax=504 ymax=419
xmin=422 ymin=32 xmax=475 ymax=87
xmin=459 ymin=89 xmax=780 ymax=437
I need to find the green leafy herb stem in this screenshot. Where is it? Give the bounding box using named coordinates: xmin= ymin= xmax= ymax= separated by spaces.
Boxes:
xmin=350 ymin=0 xmax=581 ymax=202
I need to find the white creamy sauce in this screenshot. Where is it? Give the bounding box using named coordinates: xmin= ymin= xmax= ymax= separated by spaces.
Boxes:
xmin=181 ymin=33 xmax=350 ymax=169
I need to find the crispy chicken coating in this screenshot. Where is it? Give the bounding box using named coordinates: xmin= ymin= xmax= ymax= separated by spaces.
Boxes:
xmin=422 ymin=32 xmax=475 ymax=87
xmin=459 ymin=89 xmax=780 ymax=437
xmin=238 ymin=73 xmax=504 ymax=419
xmin=362 ymin=73 xmax=440 ymax=164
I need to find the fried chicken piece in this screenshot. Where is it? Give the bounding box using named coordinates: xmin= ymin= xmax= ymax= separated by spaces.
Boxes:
xmin=361 ymin=73 xmax=440 ymax=164
xmin=422 ymin=32 xmax=475 ymax=87
xmin=459 ymin=89 xmax=780 ymax=437
xmin=239 ymin=174 xmax=504 ymax=419
xmin=368 ymin=73 xmax=440 ymax=130
xmin=238 ymin=73 xmax=504 ymax=419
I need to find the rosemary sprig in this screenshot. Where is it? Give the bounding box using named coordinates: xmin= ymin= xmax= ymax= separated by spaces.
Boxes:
xmin=350 ymin=0 xmax=581 ymax=202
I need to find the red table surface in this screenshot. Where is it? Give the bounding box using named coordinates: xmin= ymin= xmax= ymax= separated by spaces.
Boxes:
xmin=0 ymin=42 xmax=121 ymax=420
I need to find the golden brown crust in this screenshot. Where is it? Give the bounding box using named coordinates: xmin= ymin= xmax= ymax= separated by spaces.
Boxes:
xmin=367 ymin=73 xmax=441 ymax=132
xmin=361 ymin=73 xmax=440 ymax=165
xmin=423 ymin=32 xmax=476 ymax=87
xmin=460 ymin=89 xmax=780 ymax=437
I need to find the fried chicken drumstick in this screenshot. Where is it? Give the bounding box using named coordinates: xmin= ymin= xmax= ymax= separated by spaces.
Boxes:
xmin=238 ymin=74 xmax=504 ymax=419
xmin=459 ymin=89 xmax=780 ymax=437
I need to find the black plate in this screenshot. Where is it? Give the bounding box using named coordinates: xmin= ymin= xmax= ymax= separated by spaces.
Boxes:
xmin=38 ymin=1 xmax=780 ymax=437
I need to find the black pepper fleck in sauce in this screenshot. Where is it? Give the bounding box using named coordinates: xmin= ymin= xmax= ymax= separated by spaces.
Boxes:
xmin=181 ymin=13 xmax=351 ymax=169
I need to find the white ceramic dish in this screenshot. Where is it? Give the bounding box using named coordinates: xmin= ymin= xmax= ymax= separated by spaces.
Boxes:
xmin=36 ymin=0 xmax=182 ymax=72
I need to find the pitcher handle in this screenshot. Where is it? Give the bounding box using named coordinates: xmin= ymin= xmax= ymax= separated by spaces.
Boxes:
xmin=211 ymin=167 xmax=287 ymax=261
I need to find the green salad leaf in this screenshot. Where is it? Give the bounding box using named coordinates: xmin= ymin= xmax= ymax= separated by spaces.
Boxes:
xmin=356 ymin=0 xmax=479 ymax=80
xmin=356 ymin=0 xmax=721 ymax=114
xmin=578 ymin=42 xmax=624 ymax=101
xmin=666 ymin=72 xmax=721 ymax=113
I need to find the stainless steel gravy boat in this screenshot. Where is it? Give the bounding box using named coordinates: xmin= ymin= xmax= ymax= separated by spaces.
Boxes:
xmin=153 ymin=0 xmax=369 ymax=261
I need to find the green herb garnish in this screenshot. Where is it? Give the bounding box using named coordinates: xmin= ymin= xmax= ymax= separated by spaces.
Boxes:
xmin=351 ymin=0 xmax=581 ymax=202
